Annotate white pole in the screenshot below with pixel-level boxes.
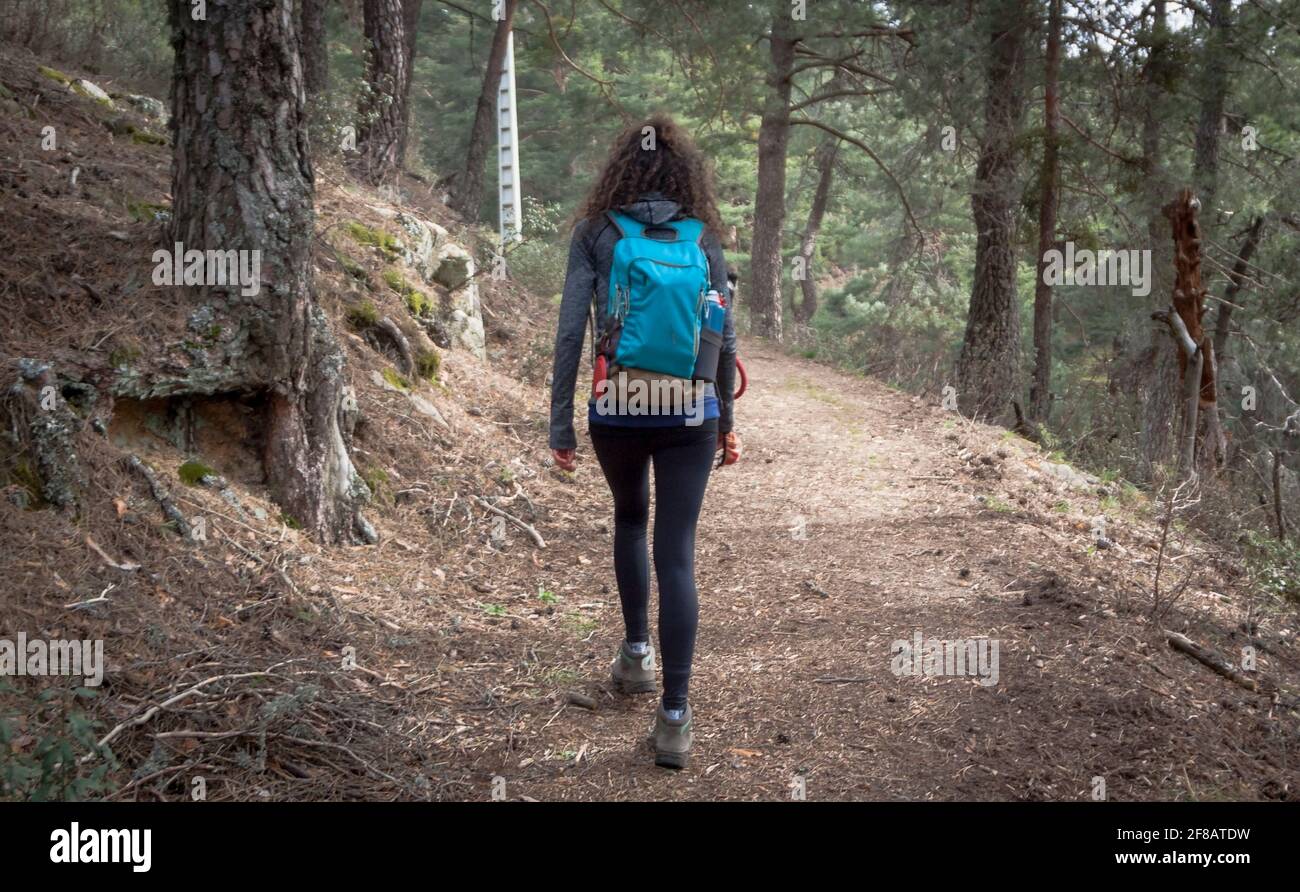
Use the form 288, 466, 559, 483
497, 30, 523, 245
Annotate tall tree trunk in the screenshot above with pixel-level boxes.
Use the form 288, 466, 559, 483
451, 0, 517, 223
1192, 0, 1232, 229
300, 0, 328, 98
1136, 0, 1178, 476
357, 0, 409, 185
397, 0, 423, 167
1212, 214, 1264, 360
1028, 0, 1061, 422
1160, 189, 1224, 475
955, 0, 1029, 421
749, 1, 796, 342
170, 0, 367, 543
1188, 0, 1233, 471
793, 134, 839, 325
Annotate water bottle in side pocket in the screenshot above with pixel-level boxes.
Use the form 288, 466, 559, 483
692, 290, 725, 382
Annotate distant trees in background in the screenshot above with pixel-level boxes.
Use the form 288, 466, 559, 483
3, 0, 1298, 548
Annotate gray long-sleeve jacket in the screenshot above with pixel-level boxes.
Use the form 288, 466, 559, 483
548, 193, 737, 450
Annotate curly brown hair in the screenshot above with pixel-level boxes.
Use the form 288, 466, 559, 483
577, 113, 724, 236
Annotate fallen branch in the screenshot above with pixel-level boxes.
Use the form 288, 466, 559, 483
83, 671, 274, 763
471, 495, 546, 548
64, 583, 116, 610
1165, 630, 1258, 692
813, 676, 873, 684
566, 691, 597, 710
85, 535, 140, 571
122, 454, 192, 539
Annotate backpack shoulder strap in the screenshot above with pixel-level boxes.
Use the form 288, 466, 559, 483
673, 216, 711, 284
669, 217, 705, 244
606, 210, 644, 239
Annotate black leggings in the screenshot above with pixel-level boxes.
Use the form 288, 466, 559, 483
590, 421, 717, 710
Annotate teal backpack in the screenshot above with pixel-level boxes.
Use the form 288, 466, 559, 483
602, 210, 711, 380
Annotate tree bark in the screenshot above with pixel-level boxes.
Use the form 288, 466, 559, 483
357, 0, 410, 185
1028, 0, 1061, 422
397, 0, 423, 167
1181, 0, 1233, 472
300, 0, 328, 98
749, 1, 796, 342
955, 0, 1029, 421
793, 134, 839, 325
1135, 0, 1178, 476
450, 0, 517, 223
1161, 188, 1225, 473
1192, 0, 1232, 228
170, 0, 367, 543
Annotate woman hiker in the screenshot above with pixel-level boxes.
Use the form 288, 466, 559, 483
548, 114, 742, 769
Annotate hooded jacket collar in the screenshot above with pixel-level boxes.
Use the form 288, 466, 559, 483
619, 191, 682, 225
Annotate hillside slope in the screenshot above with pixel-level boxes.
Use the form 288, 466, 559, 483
1, 46, 1296, 801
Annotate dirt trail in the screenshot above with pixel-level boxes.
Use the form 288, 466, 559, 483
3, 43, 1291, 802
448, 341, 1296, 801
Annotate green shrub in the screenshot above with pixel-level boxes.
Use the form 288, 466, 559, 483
0, 684, 115, 801
1243, 531, 1300, 604
346, 300, 379, 329
415, 349, 440, 382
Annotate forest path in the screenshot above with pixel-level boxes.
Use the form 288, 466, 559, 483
446, 340, 1288, 801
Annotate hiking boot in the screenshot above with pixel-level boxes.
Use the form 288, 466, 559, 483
650, 703, 693, 770
610, 641, 656, 694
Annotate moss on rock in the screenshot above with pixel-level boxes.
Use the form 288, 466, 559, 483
127, 200, 171, 224
130, 128, 168, 146
381, 367, 411, 391
38, 66, 71, 85
345, 222, 401, 259
178, 459, 217, 486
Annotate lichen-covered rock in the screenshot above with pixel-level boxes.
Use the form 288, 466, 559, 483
369, 369, 406, 393
37, 66, 71, 85
122, 93, 167, 121
408, 393, 449, 429
432, 242, 472, 290
1038, 460, 1099, 492
381, 213, 485, 360
71, 78, 114, 108
393, 212, 448, 282
8, 360, 83, 509
446, 279, 486, 358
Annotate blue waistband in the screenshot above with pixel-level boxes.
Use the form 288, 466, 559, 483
588, 394, 719, 428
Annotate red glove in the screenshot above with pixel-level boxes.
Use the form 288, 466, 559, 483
716, 431, 741, 466
552, 448, 576, 472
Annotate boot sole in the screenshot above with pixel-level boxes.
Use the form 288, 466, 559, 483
611, 674, 656, 695
654, 749, 688, 770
